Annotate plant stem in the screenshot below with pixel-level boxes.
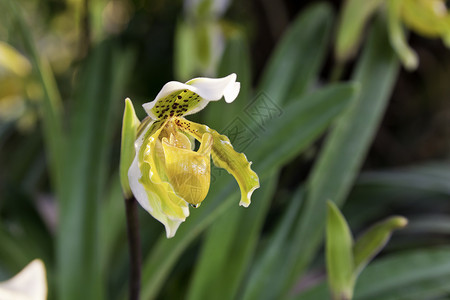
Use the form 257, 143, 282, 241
125, 196, 141, 300
79, 0, 91, 59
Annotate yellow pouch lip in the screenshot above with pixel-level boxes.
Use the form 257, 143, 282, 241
162, 132, 213, 206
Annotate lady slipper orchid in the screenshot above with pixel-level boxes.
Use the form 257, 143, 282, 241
127, 73, 260, 238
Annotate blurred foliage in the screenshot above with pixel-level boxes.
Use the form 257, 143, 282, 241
1, 0, 450, 300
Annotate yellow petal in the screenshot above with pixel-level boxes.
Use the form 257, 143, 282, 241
174, 118, 260, 207
140, 123, 190, 221
162, 132, 213, 206
401, 0, 450, 38
388, 0, 419, 70
0, 41, 32, 77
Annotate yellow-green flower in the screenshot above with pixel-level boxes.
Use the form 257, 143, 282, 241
126, 74, 259, 238
336, 0, 450, 70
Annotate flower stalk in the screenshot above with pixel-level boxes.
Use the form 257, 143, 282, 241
124, 195, 141, 300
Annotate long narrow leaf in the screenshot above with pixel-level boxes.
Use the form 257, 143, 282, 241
258, 2, 333, 104
57, 44, 133, 300
354, 247, 450, 300
264, 15, 399, 300
186, 173, 277, 300
7, 0, 65, 194
242, 188, 304, 300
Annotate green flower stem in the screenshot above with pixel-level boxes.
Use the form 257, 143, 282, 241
125, 195, 142, 300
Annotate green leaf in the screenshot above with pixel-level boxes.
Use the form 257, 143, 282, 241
174, 20, 197, 81
258, 2, 333, 104
354, 247, 450, 300
204, 34, 251, 130
326, 201, 355, 300
57, 44, 134, 300
242, 188, 304, 300
186, 173, 277, 300
120, 98, 140, 199
404, 215, 450, 234
357, 163, 450, 196
139, 83, 356, 300
335, 0, 383, 62
250, 83, 358, 175
7, 0, 65, 195
353, 216, 407, 276
265, 15, 399, 300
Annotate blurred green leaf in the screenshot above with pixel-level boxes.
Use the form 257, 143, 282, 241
354, 247, 450, 300
100, 174, 127, 274
263, 15, 399, 300
404, 215, 450, 234
258, 2, 333, 104
186, 173, 277, 300
174, 20, 197, 81
335, 0, 383, 62
292, 247, 450, 300
57, 44, 133, 300
0, 225, 35, 275
326, 201, 354, 300
204, 34, 251, 130
250, 84, 358, 174
140, 83, 356, 300
120, 98, 140, 199
357, 163, 450, 196
242, 188, 304, 300
7, 0, 65, 193
353, 216, 407, 276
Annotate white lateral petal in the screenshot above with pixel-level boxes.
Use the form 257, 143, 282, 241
186, 73, 238, 101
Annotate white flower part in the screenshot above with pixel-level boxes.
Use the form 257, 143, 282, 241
142, 73, 240, 118
0, 259, 47, 300
128, 120, 189, 238
128, 156, 185, 238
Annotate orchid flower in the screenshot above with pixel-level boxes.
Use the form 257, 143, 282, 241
122, 73, 260, 238
0, 259, 47, 300
336, 0, 450, 70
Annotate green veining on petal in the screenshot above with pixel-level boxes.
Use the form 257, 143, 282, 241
174, 118, 260, 207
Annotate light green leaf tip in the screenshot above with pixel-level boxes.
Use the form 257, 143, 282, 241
326, 201, 355, 300
120, 98, 141, 199
335, 0, 383, 62
353, 215, 408, 276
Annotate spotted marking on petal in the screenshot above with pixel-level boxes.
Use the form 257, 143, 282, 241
151, 89, 202, 119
